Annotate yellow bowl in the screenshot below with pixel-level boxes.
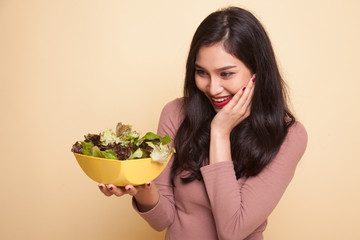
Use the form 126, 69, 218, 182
74, 153, 171, 186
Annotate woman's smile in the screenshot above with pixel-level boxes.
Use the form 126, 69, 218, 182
211, 95, 233, 107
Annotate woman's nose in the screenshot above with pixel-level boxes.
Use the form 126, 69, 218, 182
208, 77, 223, 96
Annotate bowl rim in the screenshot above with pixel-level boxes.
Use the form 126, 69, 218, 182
73, 152, 170, 164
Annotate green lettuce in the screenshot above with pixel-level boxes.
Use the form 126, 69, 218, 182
72, 122, 174, 162
100, 128, 121, 146
80, 141, 118, 160
137, 132, 171, 145
128, 148, 144, 159
146, 142, 174, 163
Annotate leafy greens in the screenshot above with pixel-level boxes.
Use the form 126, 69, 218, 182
71, 123, 174, 163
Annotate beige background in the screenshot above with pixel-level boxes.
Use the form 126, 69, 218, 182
1, 0, 359, 239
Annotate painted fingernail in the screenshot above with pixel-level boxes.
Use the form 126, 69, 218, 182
242, 87, 246, 91
146, 182, 151, 187
99, 185, 104, 190
252, 77, 255, 82
109, 186, 113, 191
125, 186, 131, 191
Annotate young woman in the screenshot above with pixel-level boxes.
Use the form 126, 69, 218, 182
99, 6, 307, 240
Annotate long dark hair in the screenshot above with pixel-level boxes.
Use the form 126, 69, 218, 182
172, 7, 295, 184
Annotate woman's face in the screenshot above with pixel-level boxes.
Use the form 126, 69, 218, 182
195, 43, 253, 112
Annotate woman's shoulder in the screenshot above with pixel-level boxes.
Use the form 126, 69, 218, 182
288, 121, 307, 141
162, 97, 184, 112
281, 121, 308, 158
160, 98, 185, 120
157, 98, 185, 139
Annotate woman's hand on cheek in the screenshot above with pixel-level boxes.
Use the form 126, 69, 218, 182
211, 75, 255, 136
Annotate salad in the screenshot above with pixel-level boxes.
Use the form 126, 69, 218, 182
71, 123, 174, 163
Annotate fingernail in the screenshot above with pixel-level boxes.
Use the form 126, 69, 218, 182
109, 186, 113, 191
125, 186, 131, 191
146, 182, 151, 187
252, 75, 256, 82
99, 185, 104, 190
242, 87, 246, 91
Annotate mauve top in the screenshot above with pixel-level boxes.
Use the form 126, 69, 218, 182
133, 98, 308, 240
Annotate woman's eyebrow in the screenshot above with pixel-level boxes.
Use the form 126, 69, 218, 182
195, 64, 237, 71
216, 65, 237, 71
195, 64, 204, 69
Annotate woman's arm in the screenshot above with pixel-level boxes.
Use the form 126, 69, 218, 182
131, 98, 184, 231
202, 122, 307, 240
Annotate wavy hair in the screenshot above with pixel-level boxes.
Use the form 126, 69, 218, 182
172, 7, 295, 184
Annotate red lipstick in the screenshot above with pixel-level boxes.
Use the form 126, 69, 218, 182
211, 96, 232, 107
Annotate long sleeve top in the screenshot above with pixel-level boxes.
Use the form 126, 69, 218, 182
133, 98, 308, 240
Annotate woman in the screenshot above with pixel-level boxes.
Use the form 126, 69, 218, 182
99, 6, 307, 240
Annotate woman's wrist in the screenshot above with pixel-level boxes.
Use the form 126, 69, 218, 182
134, 184, 159, 212
209, 129, 232, 164
211, 127, 230, 140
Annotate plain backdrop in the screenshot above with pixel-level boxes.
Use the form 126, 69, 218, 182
1, 0, 359, 239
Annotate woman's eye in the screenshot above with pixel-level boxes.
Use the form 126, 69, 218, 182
195, 69, 207, 76
220, 72, 234, 77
